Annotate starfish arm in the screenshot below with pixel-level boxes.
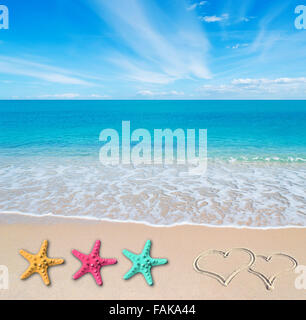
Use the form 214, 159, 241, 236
102, 258, 117, 266
122, 249, 138, 261
19, 249, 33, 261
142, 240, 152, 256
123, 265, 139, 280
39, 240, 48, 256
142, 268, 153, 286
151, 258, 168, 266
47, 258, 64, 266
91, 240, 101, 257
91, 269, 103, 286
72, 249, 87, 261
73, 266, 88, 280
20, 265, 35, 280
38, 268, 50, 286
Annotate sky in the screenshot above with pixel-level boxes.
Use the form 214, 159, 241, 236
0, 0, 305, 99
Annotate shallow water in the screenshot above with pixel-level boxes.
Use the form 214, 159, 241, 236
0, 100, 305, 227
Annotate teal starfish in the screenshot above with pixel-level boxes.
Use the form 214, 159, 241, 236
123, 240, 168, 286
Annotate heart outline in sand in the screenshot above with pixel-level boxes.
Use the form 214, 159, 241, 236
193, 248, 256, 286
248, 253, 298, 290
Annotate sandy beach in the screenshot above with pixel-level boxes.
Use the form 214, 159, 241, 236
0, 214, 305, 300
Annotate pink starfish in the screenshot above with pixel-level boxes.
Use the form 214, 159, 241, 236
72, 240, 117, 286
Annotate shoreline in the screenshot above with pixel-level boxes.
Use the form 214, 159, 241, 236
0, 218, 305, 299
1, 211, 306, 230
1, 160, 305, 227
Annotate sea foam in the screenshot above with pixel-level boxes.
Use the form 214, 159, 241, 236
0, 157, 305, 227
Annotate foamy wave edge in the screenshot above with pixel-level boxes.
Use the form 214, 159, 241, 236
0, 210, 305, 230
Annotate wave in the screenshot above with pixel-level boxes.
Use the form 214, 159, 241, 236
215, 156, 306, 163
0, 158, 305, 228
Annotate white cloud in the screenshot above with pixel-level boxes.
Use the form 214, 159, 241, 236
0, 56, 95, 86
36, 93, 110, 99
201, 84, 234, 93
169, 90, 184, 95
137, 90, 154, 96
200, 13, 229, 23
89, 93, 109, 98
112, 58, 177, 84
227, 43, 249, 49
249, 3, 289, 54
200, 77, 306, 97
38, 74, 90, 85
239, 16, 256, 23
39, 93, 81, 99
137, 90, 184, 97
232, 77, 306, 85
94, 0, 211, 84
187, 1, 207, 11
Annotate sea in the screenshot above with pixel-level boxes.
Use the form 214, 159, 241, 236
0, 100, 305, 227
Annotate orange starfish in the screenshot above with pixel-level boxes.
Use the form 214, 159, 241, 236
19, 240, 64, 286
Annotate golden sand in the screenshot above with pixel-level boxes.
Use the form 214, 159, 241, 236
0, 217, 305, 300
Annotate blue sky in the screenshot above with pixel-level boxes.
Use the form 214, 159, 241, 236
0, 0, 305, 99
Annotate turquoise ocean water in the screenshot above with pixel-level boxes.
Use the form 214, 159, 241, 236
0, 100, 305, 227
0, 100, 305, 161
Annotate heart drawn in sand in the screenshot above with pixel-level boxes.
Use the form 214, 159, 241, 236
193, 248, 255, 286
248, 253, 298, 290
